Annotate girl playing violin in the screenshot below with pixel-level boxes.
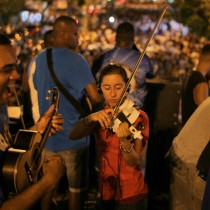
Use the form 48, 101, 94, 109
70, 63, 149, 210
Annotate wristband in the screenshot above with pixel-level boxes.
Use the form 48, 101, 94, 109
125, 135, 134, 143
120, 143, 134, 153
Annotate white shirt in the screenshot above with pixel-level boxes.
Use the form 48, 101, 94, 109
28, 57, 40, 122
172, 97, 210, 176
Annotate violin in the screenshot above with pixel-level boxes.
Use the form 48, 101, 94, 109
110, 6, 167, 139
111, 98, 143, 140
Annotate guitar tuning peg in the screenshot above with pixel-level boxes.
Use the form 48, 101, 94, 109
47, 89, 52, 94
46, 96, 51, 101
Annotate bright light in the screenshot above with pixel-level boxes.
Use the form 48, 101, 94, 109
21, 11, 29, 22
34, 13, 42, 22
14, 33, 22, 41
88, 5, 94, 14
20, 11, 42, 23
29, 14, 35, 24
109, 16, 115, 23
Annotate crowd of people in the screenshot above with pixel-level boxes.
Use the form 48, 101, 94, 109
5, 14, 209, 81
0, 10, 210, 210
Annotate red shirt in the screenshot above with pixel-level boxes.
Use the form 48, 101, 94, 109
95, 109, 149, 203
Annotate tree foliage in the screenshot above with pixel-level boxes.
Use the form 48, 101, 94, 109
172, 0, 210, 39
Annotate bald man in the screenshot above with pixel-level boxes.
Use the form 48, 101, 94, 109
33, 16, 103, 210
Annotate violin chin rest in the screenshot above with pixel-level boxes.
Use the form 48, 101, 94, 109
129, 126, 143, 140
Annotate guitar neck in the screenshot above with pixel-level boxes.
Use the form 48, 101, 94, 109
31, 87, 60, 170
40, 121, 52, 151
30, 122, 52, 170
39, 87, 60, 153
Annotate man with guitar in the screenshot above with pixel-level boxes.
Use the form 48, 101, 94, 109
0, 33, 65, 210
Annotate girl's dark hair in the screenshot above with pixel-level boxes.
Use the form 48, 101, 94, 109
98, 63, 128, 85
0, 33, 11, 45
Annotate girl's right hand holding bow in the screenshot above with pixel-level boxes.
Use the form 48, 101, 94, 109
83, 108, 114, 129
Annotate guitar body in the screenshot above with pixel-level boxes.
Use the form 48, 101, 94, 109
2, 130, 43, 195
1, 87, 60, 197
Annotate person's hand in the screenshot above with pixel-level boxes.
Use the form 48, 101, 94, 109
42, 155, 65, 191
86, 108, 114, 129
36, 104, 64, 135
49, 113, 64, 136
117, 122, 134, 149
117, 122, 132, 140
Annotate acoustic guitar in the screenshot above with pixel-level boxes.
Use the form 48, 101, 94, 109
2, 87, 60, 197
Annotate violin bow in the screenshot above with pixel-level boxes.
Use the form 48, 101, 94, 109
114, 5, 167, 114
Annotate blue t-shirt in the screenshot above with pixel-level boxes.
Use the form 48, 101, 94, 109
34, 48, 95, 151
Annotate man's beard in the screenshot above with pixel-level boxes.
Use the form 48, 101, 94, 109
0, 86, 16, 104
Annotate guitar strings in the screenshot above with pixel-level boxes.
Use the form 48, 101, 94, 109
13, 87, 26, 130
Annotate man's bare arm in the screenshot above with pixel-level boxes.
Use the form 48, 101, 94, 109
1, 156, 64, 210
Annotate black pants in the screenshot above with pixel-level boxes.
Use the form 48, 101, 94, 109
96, 197, 147, 210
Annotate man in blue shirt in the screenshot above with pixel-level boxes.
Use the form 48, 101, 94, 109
34, 16, 103, 210
92, 21, 154, 109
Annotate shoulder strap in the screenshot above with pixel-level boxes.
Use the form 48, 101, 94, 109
46, 48, 87, 117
